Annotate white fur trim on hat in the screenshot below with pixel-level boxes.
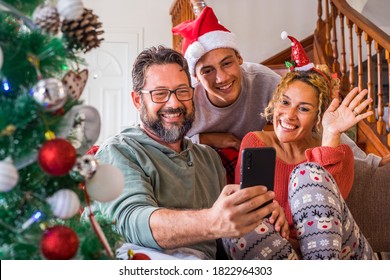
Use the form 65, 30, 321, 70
295, 63, 315, 71
184, 30, 239, 76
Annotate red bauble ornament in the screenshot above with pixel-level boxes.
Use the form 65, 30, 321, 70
38, 138, 77, 176
41, 225, 79, 260
127, 249, 151, 260
132, 253, 151, 260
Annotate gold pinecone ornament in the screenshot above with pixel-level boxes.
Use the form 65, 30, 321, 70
61, 8, 104, 53
33, 4, 60, 34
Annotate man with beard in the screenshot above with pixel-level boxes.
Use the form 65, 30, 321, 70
93, 46, 289, 260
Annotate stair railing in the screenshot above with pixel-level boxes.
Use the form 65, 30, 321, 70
315, 0, 390, 154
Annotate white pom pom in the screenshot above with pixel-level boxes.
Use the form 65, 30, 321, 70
86, 164, 124, 202
186, 41, 205, 61
0, 157, 19, 192
47, 189, 81, 219
281, 31, 288, 40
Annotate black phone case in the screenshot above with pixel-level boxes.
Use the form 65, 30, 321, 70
240, 147, 276, 190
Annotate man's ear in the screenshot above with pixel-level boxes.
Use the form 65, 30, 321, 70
236, 52, 244, 65
131, 91, 141, 110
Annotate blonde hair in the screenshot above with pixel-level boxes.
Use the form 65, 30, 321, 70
263, 65, 338, 134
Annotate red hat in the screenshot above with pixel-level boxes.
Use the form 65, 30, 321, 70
172, 7, 239, 76
281, 31, 314, 71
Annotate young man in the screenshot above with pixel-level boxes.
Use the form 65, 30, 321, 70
93, 46, 288, 260
172, 7, 280, 151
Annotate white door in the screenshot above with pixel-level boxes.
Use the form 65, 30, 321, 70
81, 28, 143, 145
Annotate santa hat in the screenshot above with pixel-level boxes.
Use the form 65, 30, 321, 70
281, 31, 314, 71
172, 7, 239, 76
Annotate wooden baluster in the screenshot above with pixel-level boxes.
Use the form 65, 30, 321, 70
325, 0, 332, 58
187, 0, 194, 19
317, 0, 322, 29
316, 0, 325, 32
331, 3, 340, 75
356, 27, 364, 92
386, 50, 390, 146
171, 0, 196, 52
338, 12, 348, 94
365, 33, 376, 123
347, 19, 355, 91
376, 43, 386, 135
171, 0, 181, 51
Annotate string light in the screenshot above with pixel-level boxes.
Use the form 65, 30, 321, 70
21, 211, 42, 230
2, 80, 10, 91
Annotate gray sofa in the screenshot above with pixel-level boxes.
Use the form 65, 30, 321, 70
346, 158, 390, 256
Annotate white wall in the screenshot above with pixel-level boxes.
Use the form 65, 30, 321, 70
83, 0, 174, 51
206, 0, 318, 63
83, 0, 318, 64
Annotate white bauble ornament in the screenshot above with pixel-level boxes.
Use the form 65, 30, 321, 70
0, 157, 19, 192
86, 164, 124, 202
57, 0, 84, 20
47, 189, 80, 219
0, 46, 3, 69
33, 3, 60, 34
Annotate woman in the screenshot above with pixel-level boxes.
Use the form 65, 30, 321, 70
223, 65, 375, 260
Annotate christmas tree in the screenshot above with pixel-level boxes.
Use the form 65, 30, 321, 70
0, 0, 124, 260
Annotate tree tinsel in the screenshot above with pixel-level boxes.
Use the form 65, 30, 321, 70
0, 1, 121, 260
1, 0, 43, 15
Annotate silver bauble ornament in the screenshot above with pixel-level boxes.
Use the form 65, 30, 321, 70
57, 0, 84, 20
72, 154, 98, 180
58, 105, 101, 155
86, 164, 124, 202
31, 78, 67, 111
47, 189, 80, 219
0, 157, 19, 192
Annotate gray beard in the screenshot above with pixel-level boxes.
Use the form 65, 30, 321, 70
140, 101, 194, 144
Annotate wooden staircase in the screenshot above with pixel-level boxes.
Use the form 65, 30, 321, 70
170, 0, 390, 157
310, 0, 389, 157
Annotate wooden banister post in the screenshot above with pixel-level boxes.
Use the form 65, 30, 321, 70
316, 0, 325, 32
347, 19, 355, 92
364, 33, 376, 123
355, 27, 364, 92
375, 43, 386, 135
325, 0, 333, 58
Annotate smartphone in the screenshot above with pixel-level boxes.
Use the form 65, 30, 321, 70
240, 147, 276, 190
240, 147, 276, 217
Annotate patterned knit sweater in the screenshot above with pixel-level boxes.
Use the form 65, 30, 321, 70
235, 132, 354, 239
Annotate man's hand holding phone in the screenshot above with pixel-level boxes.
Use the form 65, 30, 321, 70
239, 147, 289, 237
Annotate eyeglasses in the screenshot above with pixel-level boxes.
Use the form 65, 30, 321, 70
139, 87, 194, 103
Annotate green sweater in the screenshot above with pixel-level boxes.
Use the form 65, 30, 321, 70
95, 126, 226, 259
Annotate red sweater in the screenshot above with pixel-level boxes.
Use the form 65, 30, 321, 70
235, 132, 354, 239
